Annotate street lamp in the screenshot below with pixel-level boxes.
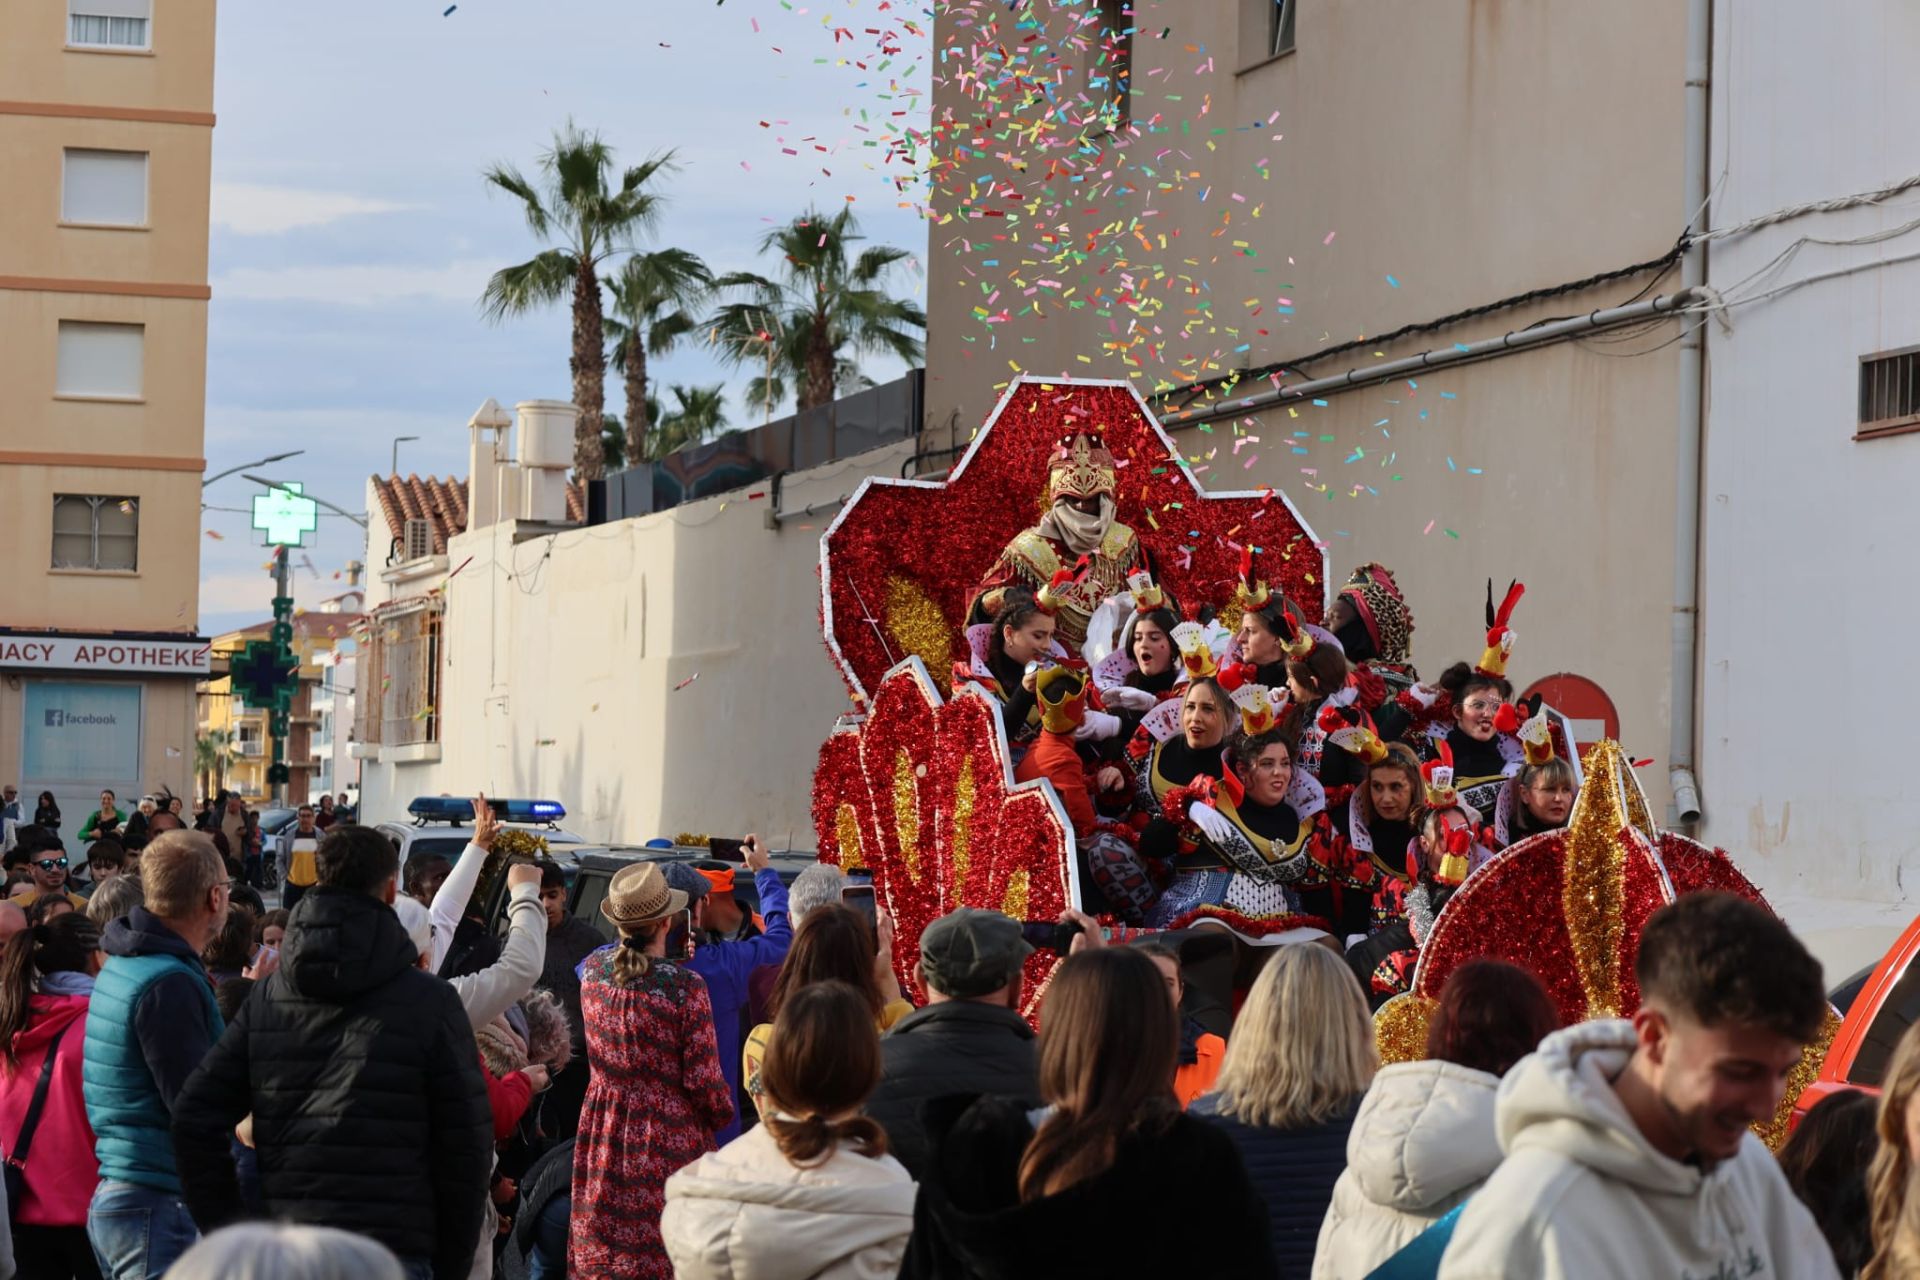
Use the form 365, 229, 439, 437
242, 475, 369, 529
391, 436, 421, 477
202, 450, 306, 489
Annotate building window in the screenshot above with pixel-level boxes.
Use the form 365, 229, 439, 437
372, 601, 443, 748
1241, 0, 1296, 65
237, 724, 264, 757
56, 321, 144, 400
62, 149, 148, 226
1092, 0, 1133, 132
68, 0, 150, 49
51, 494, 139, 572
1858, 345, 1920, 440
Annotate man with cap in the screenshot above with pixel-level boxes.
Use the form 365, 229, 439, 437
691, 860, 764, 943
668, 836, 792, 1145
865, 907, 1041, 1180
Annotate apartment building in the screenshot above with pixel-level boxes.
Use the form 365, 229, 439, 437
0, 0, 216, 822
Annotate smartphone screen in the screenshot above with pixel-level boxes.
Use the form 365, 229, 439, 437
707, 837, 746, 863
842, 884, 877, 929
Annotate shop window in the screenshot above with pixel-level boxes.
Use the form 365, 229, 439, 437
51, 494, 138, 572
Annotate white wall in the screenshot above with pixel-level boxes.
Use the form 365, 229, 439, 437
357, 442, 916, 845
1701, 0, 1920, 959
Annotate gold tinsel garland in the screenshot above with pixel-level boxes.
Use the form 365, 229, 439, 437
1560, 748, 1628, 1018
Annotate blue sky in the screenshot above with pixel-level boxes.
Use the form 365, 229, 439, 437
198, 0, 928, 633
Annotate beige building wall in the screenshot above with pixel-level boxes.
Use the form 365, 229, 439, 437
0, 0, 216, 817
923, 0, 1691, 812
356, 443, 917, 843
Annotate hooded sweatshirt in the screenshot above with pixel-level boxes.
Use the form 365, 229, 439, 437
1437, 1020, 1841, 1280
0, 992, 96, 1225
1312, 1061, 1502, 1280
171, 887, 493, 1280
662, 1124, 917, 1280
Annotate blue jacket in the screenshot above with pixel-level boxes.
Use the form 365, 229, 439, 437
84, 907, 223, 1193
1191, 1094, 1358, 1280
687, 868, 791, 1143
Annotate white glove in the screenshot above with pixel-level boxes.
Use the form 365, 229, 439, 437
1074, 710, 1123, 741
1101, 686, 1158, 713
1405, 682, 1442, 709
1188, 802, 1237, 847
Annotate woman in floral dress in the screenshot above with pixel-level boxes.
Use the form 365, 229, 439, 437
571, 862, 734, 1279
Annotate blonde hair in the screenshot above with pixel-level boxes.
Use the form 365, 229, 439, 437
1866, 1023, 1920, 1279
1210, 943, 1376, 1128
610, 921, 664, 986
141, 831, 224, 919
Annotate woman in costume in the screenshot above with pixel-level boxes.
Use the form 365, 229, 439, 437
1230, 550, 1352, 784
1342, 752, 1490, 1009
951, 575, 1076, 753
1491, 700, 1578, 849
1091, 573, 1183, 733
1088, 677, 1235, 923
1405, 581, 1527, 819
1152, 677, 1337, 936
1320, 709, 1426, 919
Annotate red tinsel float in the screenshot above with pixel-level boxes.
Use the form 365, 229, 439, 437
820, 376, 1325, 701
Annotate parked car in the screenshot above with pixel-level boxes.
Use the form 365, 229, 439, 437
1794, 916, 1920, 1120
372, 797, 593, 885
481, 843, 820, 942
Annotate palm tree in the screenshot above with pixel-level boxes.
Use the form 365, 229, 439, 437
480, 122, 677, 480
195, 728, 234, 803
600, 415, 626, 470
708, 206, 926, 416
648, 384, 730, 458
605, 249, 712, 468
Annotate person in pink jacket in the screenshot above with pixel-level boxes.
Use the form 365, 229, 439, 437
0, 912, 105, 1279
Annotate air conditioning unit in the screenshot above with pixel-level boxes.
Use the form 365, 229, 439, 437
403, 518, 435, 561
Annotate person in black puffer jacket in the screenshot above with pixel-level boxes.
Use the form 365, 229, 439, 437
866, 909, 1040, 1180
1190, 943, 1377, 1279
170, 826, 492, 1280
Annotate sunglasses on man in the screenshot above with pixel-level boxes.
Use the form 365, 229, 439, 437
33, 858, 68, 871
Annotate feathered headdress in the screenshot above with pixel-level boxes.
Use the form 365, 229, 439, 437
1126, 570, 1166, 614
1317, 703, 1388, 765
1219, 663, 1283, 736
1035, 555, 1092, 616
1475, 579, 1526, 680
1171, 620, 1219, 680
1273, 604, 1317, 664
1236, 546, 1272, 612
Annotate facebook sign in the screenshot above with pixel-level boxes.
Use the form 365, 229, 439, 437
23, 681, 142, 785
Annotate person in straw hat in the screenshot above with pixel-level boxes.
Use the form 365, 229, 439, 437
570, 862, 734, 1280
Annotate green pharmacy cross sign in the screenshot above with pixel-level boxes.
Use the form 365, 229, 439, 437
252, 482, 319, 547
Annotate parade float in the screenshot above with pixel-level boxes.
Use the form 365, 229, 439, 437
805, 376, 1833, 1142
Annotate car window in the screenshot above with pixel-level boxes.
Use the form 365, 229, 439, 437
572, 873, 618, 943
403, 837, 472, 860
258, 808, 298, 832
1851, 953, 1920, 1087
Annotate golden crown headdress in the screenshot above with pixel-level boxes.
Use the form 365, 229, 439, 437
1048, 431, 1117, 501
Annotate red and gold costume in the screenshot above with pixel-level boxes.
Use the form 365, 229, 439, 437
969, 432, 1150, 647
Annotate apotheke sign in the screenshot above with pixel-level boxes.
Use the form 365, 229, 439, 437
0, 634, 210, 676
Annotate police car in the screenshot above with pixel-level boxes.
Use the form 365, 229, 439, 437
374, 797, 595, 880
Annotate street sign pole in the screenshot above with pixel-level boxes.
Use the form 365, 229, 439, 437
244, 482, 319, 808
269, 547, 293, 807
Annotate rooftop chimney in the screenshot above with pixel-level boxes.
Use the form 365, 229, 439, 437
467, 398, 513, 531
516, 400, 578, 524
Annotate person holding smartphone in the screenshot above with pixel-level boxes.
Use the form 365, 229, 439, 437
678, 836, 792, 1146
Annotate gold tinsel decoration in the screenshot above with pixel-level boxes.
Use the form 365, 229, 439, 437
884, 573, 956, 682
1756, 1009, 1843, 1152
835, 803, 867, 870
1001, 868, 1030, 920
892, 749, 921, 883
951, 756, 976, 890
671, 833, 713, 848
1374, 993, 1438, 1064
1561, 742, 1630, 1019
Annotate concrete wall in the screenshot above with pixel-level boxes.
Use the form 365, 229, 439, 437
1699, 0, 1920, 952
357, 442, 917, 844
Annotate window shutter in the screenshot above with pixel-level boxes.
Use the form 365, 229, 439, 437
63, 150, 148, 226
56, 322, 144, 399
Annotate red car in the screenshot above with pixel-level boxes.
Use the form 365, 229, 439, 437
1795, 915, 1920, 1118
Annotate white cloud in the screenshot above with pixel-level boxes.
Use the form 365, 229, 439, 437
211, 183, 421, 235
211, 258, 499, 306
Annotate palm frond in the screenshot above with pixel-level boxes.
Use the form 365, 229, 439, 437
481, 163, 552, 239
480, 249, 576, 323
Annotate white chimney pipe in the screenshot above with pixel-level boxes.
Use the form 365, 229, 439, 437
467, 398, 513, 531
516, 400, 578, 524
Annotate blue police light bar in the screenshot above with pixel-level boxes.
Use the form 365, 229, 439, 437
407, 798, 567, 824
